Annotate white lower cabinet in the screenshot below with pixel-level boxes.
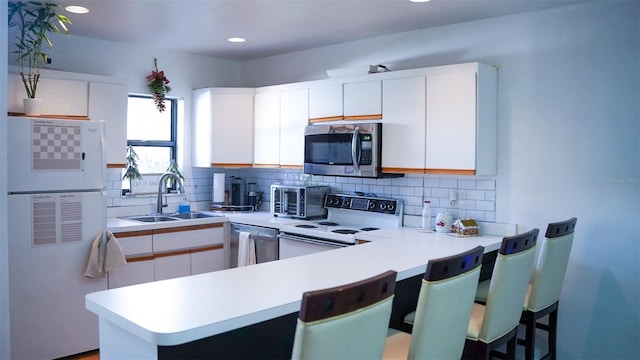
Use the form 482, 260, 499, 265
155, 253, 191, 281
108, 259, 155, 289
108, 223, 226, 289
192, 248, 226, 275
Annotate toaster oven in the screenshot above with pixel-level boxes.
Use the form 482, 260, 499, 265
270, 184, 330, 219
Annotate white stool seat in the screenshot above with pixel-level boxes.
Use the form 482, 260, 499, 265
383, 246, 485, 359
463, 229, 539, 359
292, 270, 397, 360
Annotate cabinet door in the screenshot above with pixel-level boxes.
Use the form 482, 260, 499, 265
155, 253, 191, 281
191, 248, 225, 275
382, 77, 426, 173
343, 80, 382, 120
192, 88, 254, 168
253, 92, 280, 167
426, 71, 477, 173
89, 82, 128, 167
279, 88, 308, 167
107, 259, 154, 289
192, 88, 215, 168
107, 231, 154, 289
8, 74, 88, 116
153, 224, 224, 252
211, 91, 254, 167
308, 83, 342, 121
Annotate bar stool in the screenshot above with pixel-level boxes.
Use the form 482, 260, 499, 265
464, 229, 539, 359
291, 270, 397, 359
383, 246, 485, 359
519, 217, 577, 360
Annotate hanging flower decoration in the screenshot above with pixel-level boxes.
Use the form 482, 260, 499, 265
146, 58, 171, 112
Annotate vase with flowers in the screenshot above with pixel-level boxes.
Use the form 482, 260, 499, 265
8, 1, 71, 115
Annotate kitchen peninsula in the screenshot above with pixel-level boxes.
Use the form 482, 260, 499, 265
86, 230, 503, 359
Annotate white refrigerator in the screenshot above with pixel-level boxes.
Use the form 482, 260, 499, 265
7, 116, 108, 359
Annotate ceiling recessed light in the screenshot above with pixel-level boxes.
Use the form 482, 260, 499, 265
65, 5, 89, 14
409, 0, 431, 2
227, 37, 246, 43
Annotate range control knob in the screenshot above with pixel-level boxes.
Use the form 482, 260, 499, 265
369, 202, 376, 210
332, 197, 342, 207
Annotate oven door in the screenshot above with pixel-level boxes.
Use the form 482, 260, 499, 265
278, 233, 348, 260
271, 186, 301, 217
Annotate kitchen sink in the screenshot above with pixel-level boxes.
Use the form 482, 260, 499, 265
122, 212, 220, 223
125, 215, 179, 223
169, 212, 219, 220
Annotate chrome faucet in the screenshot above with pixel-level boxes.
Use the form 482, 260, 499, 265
157, 172, 185, 214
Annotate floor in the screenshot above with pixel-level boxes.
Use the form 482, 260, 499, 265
59, 349, 99, 360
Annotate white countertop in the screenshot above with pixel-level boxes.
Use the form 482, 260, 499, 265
86, 229, 502, 347
107, 211, 302, 232
224, 211, 305, 228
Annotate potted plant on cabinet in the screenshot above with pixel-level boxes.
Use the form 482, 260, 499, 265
123, 145, 142, 196
8, 1, 71, 115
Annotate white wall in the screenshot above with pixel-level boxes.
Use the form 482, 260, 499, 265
241, 2, 640, 358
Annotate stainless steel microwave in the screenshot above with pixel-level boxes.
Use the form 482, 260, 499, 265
303, 123, 382, 178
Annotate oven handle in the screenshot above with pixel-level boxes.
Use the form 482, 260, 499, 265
278, 233, 349, 248
351, 126, 360, 173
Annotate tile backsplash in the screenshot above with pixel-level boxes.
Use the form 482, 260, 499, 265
107, 168, 496, 222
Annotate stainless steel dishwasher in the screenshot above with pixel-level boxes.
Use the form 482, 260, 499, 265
229, 223, 279, 267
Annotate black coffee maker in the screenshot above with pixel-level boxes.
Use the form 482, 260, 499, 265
230, 177, 246, 206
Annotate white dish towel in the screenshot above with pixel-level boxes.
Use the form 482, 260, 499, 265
104, 230, 127, 272
84, 232, 104, 279
238, 231, 256, 267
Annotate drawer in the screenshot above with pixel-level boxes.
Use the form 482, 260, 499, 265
111, 230, 152, 256
153, 224, 224, 253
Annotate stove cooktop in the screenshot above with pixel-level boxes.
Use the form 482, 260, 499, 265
280, 193, 403, 244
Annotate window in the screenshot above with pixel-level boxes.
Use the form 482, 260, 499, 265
123, 95, 177, 192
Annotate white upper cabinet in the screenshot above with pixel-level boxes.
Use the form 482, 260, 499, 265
279, 88, 308, 168
192, 88, 255, 168
253, 91, 281, 167
308, 83, 342, 122
425, 64, 497, 175
343, 80, 382, 120
88, 82, 128, 167
381, 76, 426, 173
7, 69, 128, 168
8, 74, 88, 116
254, 62, 496, 175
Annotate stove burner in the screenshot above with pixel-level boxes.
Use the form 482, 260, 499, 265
318, 221, 340, 226
332, 229, 359, 235
295, 224, 318, 229
360, 227, 380, 232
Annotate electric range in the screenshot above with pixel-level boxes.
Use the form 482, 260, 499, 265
279, 193, 403, 246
